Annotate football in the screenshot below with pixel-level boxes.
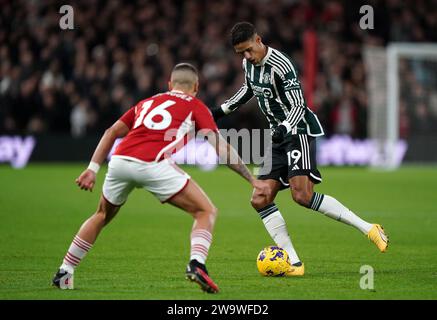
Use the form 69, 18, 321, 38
256, 246, 291, 276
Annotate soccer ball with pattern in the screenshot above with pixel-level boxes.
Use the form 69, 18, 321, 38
256, 246, 291, 276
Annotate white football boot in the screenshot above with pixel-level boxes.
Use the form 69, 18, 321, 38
52, 269, 74, 289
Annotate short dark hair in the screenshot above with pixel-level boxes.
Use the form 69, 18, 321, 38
172, 62, 198, 76
230, 22, 256, 46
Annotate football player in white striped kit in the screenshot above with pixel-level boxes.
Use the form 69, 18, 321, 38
213, 22, 389, 275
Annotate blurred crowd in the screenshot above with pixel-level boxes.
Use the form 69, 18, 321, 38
1, 0, 436, 138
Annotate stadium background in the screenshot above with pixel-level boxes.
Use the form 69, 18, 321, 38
2, 0, 437, 141
1, 0, 436, 300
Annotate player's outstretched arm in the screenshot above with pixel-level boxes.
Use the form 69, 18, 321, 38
205, 130, 269, 194
212, 80, 254, 121
75, 120, 129, 192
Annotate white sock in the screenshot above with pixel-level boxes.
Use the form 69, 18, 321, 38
190, 229, 212, 265
258, 204, 301, 265
60, 235, 93, 274
310, 193, 373, 234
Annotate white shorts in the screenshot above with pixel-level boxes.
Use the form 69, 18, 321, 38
102, 156, 190, 205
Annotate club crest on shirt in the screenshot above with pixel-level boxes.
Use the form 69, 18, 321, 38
263, 73, 270, 84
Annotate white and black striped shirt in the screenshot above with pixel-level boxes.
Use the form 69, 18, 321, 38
221, 46, 324, 137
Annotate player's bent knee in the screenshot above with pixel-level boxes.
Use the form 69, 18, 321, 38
96, 196, 121, 226
250, 194, 269, 210
193, 205, 217, 220
291, 190, 311, 207
94, 207, 119, 227
208, 205, 218, 219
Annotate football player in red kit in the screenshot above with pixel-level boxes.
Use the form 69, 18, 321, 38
52, 63, 267, 293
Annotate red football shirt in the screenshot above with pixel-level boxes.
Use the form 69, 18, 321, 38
113, 90, 218, 162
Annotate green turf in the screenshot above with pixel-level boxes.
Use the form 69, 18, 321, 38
0, 164, 436, 300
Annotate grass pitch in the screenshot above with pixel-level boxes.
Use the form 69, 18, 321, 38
0, 164, 436, 300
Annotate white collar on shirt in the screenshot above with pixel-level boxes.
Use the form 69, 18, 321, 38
257, 46, 273, 66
